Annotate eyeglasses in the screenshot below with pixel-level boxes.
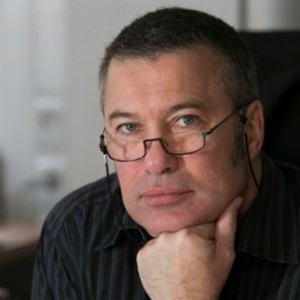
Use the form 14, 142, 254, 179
99, 103, 248, 162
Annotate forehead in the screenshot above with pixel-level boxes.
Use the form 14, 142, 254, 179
103, 47, 230, 119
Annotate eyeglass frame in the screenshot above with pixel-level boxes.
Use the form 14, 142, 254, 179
99, 100, 251, 162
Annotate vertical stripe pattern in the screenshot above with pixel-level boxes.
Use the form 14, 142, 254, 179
31, 154, 300, 299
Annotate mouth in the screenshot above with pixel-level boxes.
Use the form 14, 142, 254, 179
141, 186, 193, 206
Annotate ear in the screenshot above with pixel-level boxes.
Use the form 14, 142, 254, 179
244, 100, 264, 160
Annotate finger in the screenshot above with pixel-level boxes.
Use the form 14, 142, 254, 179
192, 223, 216, 241
215, 196, 243, 250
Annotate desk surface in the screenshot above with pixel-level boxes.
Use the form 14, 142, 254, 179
0, 221, 41, 265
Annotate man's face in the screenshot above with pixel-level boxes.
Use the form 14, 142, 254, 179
104, 47, 250, 236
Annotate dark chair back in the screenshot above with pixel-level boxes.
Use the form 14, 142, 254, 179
242, 32, 300, 168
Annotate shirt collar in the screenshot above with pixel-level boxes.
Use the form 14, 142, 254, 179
98, 215, 139, 250
236, 153, 300, 264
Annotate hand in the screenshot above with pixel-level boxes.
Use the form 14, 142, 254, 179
136, 196, 242, 300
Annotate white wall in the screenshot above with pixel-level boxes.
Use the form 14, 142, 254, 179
0, 0, 299, 220
245, 0, 300, 30
0, 1, 35, 218
0, 0, 68, 219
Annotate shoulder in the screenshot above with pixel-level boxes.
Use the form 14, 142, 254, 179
265, 157, 300, 217
274, 159, 300, 194
41, 173, 119, 240
263, 154, 300, 190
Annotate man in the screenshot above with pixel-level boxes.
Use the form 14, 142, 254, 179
31, 7, 300, 299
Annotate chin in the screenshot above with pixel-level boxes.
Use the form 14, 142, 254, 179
142, 215, 199, 237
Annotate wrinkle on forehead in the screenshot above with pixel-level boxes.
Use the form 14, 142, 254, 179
103, 47, 230, 119
107, 98, 209, 122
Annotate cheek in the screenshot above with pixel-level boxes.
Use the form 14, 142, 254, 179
186, 150, 226, 175
115, 163, 144, 222
115, 163, 139, 192
186, 149, 239, 192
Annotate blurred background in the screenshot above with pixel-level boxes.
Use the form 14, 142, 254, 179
0, 0, 300, 299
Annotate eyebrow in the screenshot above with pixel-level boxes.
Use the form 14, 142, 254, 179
108, 110, 138, 121
107, 98, 208, 121
168, 99, 208, 114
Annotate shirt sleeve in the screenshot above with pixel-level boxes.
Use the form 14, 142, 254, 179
31, 223, 81, 300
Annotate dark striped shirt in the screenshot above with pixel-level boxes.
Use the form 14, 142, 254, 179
31, 154, 300, 299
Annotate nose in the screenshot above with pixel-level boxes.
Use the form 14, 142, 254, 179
143, 139, 179, 175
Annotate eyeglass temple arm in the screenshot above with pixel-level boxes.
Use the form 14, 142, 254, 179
204, 100, 251, 137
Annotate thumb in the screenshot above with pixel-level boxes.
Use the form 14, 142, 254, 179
215, 196, 243, 251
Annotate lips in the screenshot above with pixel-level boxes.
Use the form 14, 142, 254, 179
141, 186, 193, 206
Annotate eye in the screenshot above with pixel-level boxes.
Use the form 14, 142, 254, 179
176, 115, 199, 127
120, 123, 137, 133
115, 123, 141, 137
